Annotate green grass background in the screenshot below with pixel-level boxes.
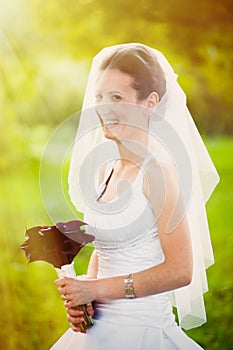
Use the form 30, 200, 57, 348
0, 136, 232, 349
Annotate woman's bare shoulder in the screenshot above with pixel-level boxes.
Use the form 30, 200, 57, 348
142, 152, 178, 200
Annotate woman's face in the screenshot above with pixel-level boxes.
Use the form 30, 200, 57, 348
95, 68, 150, 141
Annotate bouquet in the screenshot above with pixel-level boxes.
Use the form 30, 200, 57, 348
20, 220, 95, 332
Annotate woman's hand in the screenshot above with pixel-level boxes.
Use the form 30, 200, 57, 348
66, 303, 94, 333
55, 277, 96, 307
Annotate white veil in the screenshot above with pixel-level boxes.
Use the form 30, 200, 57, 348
68, 43, 220, 330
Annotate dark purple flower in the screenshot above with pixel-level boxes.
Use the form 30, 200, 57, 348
20, 220, 94, 268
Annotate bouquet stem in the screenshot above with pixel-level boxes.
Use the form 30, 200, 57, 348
75, 305, 94, 332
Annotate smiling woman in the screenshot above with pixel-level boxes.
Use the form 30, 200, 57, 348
94, 46, 164, 141
95, 70, 140, 139
51, 43, 220, 350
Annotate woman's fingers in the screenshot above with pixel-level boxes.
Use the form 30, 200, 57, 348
55, 278, 95, 309
69, 322, 84, 333
67, 307, 84, 317
65, 307, 89, 333
61, 294, 71, 301
55, 278, 67, 286
55, 279, 94, 334
64, 299, 76, 308
86, 303, 94, 316
55, 278, 72, 296
67, 313, 85, 324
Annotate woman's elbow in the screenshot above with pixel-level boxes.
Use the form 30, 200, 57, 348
170, 257, 193, 288
182, 270, 192, 286
179, 264, 193, 287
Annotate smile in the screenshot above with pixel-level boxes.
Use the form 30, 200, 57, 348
103, 120, 119, 128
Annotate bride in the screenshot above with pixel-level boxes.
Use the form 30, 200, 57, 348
51, 43, 219, 349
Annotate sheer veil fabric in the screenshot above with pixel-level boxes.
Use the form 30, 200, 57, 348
68, 43, 220, 330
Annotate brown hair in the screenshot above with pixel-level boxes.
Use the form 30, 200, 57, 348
100, 45, 166, 100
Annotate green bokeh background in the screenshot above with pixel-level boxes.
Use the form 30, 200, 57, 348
0, 1, 232, 349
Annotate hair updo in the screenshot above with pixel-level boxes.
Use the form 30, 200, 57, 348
99, 45, 166, 101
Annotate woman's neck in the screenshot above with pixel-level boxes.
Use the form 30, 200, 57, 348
115, 131, 149, 167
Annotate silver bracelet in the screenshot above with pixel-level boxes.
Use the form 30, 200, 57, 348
124, 273, 136, 299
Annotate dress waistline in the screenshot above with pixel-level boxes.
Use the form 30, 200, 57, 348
94, 229, 158, 251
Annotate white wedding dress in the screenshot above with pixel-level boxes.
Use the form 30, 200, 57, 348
51, 157, 203, 350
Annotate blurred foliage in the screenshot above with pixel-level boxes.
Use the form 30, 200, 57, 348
0, 0, 233, 173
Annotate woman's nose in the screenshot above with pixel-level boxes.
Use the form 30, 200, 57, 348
95, 103, 114, 119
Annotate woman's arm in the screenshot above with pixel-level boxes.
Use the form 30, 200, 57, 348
56, 158, 193, 306
134, 156, 193, 295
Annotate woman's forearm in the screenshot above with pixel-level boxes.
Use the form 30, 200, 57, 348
94, 259, 192, 301
56, 259, 191, 308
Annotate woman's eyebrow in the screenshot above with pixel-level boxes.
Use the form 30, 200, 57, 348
108, 90, 122, 94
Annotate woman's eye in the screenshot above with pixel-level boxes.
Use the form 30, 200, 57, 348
95, 93, 103, 102
111, 94, 122, 101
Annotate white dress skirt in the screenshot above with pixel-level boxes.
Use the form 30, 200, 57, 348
51, 161, 204, 350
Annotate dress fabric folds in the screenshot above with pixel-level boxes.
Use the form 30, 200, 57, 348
51, 159, 204, 350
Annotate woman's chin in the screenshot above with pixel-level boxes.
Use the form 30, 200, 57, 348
104, 132, 117, 140
103, 127, 118, 140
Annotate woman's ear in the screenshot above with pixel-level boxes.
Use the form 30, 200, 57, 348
147, 92, 159, 110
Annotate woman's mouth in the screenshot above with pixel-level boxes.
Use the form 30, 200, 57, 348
103, 120, 119, 128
